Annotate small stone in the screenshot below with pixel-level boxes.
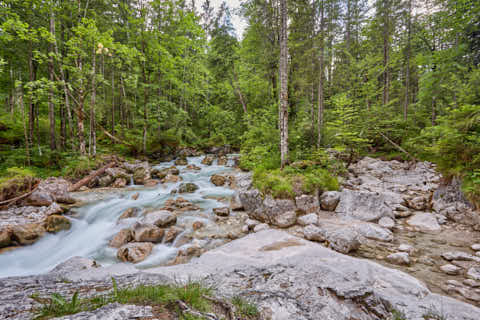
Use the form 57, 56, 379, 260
192, 221, 204, 230
378, 217, 395, 229
201, 156, 214, 165
144, 179, 159, 187
174, 158, 188, 166
164, 227, 183, 243
253, 223, 269, 232
132, 192, 140, 200
303, 225, 325, 242
241, 225, 249, 233
245, 219, 260, 230
295, 195, 319, 213
297, 213, 318, 226
112, 178, 127, 188
162, 174, 182, 183
405, 196, 428, 210
398, 244, 414, 254
118, 208, 138, 220
471, 244, 480, 251
442, 251, 480, 262
178, 183, 199, 193
463, 279, 480, 288
406, 212, 441, 233
44, 215, 71, 233
272, 210, 297, 228
386, 252, 410, 266
467, 267, 480, 281
440, 264, 462, 275
213, 207, 230, 217
186, 164, 201, 171
142, 210, 177, 227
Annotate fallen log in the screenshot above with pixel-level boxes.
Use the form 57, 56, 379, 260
0, 183, 40, 208
68, 161, 116, 192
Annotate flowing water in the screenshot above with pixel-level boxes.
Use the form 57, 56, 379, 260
0, 156, 237, 278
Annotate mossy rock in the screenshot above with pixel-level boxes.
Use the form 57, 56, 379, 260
45, 215, 71, 233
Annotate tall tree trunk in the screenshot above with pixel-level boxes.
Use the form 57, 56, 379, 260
78, 58, 87, 155
382, 0, 390, 106
48, 7, 57, 151
404, 0, 412, 120
232, 68, 247, 113
111, 67, 115, 136
28, 41, 35, 151
89, 45, 96, 156
317, 2, 325, 148
17, 82, 30, 166
279, 0, 289, 169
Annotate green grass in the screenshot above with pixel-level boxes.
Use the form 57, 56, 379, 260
33, 279, 259, 320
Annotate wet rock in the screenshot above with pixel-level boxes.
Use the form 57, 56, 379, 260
27, 191, 53, 206
253, 223, 269, 232
213, 207, 230, 217
117, 242, 153, 263
441, 251, 480, 262
164, 226, 183, 243
201, 155, 214, 165
178, 183, 199, 193
142, 210, 176, 227
45, 202, 64, 216
467, 267, 480, 281
132, 223, 164, 243
186, 164, 201, 171
174, 158, 188, 166
118, 208, 138, 220
296, 195, 319, 213
132, 162, 151, 185
50, 256, 99, 274
210, 174, 227, 186
162, 174, 182, 183
471, 244, 480, 251
378, 216, 395, 229
112, 178, 127, 188
405, 196, 428, 211
44, 215, 71, 233
297, 213, 318, 226
11, 223, 45, 245
109, 229, 133, 248
192, 221, 204, 231
303, 225, 325, 242
131, 192, 140, 200
272, 210, 297, 228
386, 252, 410, 266
217, 156, 228, 166
0, 228, 12, 248
406, 212, 441, 233
335, 190, 394, 222
440, 264, 462, 275
319, 191, 340, 211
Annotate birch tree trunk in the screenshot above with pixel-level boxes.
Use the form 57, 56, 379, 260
317, 2, 325, 148
48, 7, 57, 151
89, 45, 96, 156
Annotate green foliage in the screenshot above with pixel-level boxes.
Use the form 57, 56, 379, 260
232, 296, 259, 317
391, 309, 408, 320
34, 292, 82, 319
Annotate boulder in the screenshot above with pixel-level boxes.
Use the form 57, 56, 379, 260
186, 164, 201, 171
271, 210, 297, 228
378, 216, 395, 229
27, 177, 74, 205
406, 212, 441, 233
253, 223, 269, 233
386, 252, 410, 266
256, 196, 296, 225
320, 191, 340, 211
162, 174, 182, 183
0, 228, 12, 248
398, 244, 415, 254
174, 158, 188, 166
117, 242, 153, 263
142, 210, 176, 227
11, 223, 45, 245
213, 207, 230, 217
210, 174, 227, 186
440, 264, 462, 275
229, 193, 243, 211
297, 213, 318, 226
44, 215, 71, 233
98, 175, 113, 187
105, 167, 130, 180
325, 228, 361, 254
335, 190, 394, 222
109, 229, 133, 248
217, 156, 228, 166
467, 267, 480, 281
201, 155, 214, 165
132, 162, 151, 185
50, 256, 99, 274
405, 196, 428, 211
27, 191, 53, 206
132, 223, 164, 243
45, 202, 64, 216
303, 225, 325, 242
245, 219, 260, 230
178, 183, 199, 193
441, 251, 480, 262
150, 168, 167, 179
238, 189, 263, 214
296, 195, 319, 213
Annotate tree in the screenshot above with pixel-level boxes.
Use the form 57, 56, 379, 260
279, 0, 289, 168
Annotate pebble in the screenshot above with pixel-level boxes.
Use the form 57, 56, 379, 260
386, 252, 410, 266
253, 223, 269, 233
440, 264, 462, 275
398, 244, 414, 254
467, 267, 480, 281
378, 217, 395, 229
471, 244, 480, 251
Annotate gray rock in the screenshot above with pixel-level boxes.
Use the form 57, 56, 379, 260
320, 191, 340, 211
229, 193, 243, 211
295, 194, 319, 213
471, 243, 480, 251
27, 177, 74, 205
245, 218, 260, 230
440, 264, 462, 275
297, 213, 318, 226
335, 190, 394, 222
405, 196, 428, 210
213, 207, 230, 217
261, 196, 296, 224
303, 225, 325, 242
238, 189, 263, 214
271, 210, 297, 228
467, 267, 480, 281
49, 257, 99, 274
98, 175, 114, 187
463, 279, 480, 288
141, 210, 176, 227
56, 303, 155, 320
407, 212, 441, 233
442, 251, 480, 262
386, 252, 410, 266
398, 244, 415, 254
253, 223, 269, 233
378, 216, 395, 229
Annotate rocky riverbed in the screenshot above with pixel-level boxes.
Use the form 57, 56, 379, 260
0, 154, 479, 319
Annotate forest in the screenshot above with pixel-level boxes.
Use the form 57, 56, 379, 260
0, 0, 479, 204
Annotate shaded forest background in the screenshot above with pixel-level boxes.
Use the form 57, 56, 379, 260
0, 0, 479, 201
